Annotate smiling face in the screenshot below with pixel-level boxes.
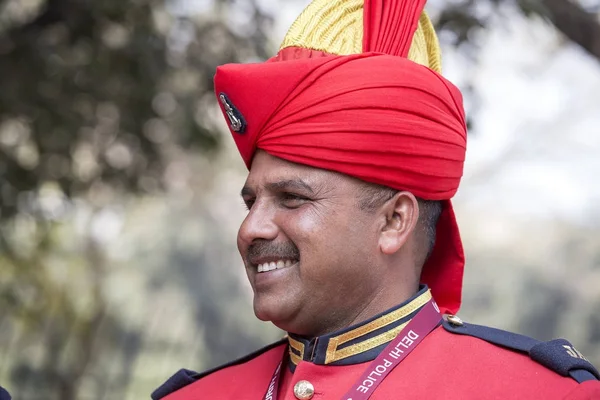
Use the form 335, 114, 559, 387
238, 151, 412, 336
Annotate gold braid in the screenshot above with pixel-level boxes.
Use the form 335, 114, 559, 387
280, 0, 442, 73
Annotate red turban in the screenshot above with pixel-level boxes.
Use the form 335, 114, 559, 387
214, 0, 467, 315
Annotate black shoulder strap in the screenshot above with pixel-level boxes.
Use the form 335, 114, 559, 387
151, 339, 287, 400
442, 319, 599, 383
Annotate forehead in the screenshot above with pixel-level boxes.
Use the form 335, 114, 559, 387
247, 151, 316, 179
244, 151, 357, 191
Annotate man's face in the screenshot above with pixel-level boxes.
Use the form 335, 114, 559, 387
238, 151, 388, 336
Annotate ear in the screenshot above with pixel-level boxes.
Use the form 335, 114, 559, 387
378, 191, 419, 255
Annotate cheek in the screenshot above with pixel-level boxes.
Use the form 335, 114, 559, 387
294, 213, 322, 235
291, 206, 371, 247
292, 209, 351, 262
280, 207, 327, 241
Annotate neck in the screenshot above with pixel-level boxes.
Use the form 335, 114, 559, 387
290, 283, 420, 338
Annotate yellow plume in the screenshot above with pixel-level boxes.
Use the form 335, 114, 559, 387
280, 0, 442, 73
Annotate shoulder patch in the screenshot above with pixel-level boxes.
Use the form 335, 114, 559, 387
151, 339, 287, 400
442, 319, 599, 383
530, 339, 599, 382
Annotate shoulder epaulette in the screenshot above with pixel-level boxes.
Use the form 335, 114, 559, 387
151, 339, 287, 400
442, 317, 600, 383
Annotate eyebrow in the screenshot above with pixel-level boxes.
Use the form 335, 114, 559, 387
267, 179, 315, 194
240, 178, 315, 198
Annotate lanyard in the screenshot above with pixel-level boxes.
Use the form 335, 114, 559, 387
262, 299, 442, 400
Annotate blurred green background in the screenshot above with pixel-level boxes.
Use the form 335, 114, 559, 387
1, 0, 599, 398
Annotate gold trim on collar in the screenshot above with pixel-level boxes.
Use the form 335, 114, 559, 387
289, 351, 302, 366
288, 335, 305, 366
325, 290, 431, 364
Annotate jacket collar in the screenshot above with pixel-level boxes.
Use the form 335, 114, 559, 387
287, 285, 431, 371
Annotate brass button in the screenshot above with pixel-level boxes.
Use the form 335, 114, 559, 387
293, 380, 315, 399
446, 314, 463, 326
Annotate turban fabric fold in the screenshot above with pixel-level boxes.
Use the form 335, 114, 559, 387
214, 0, 467, 315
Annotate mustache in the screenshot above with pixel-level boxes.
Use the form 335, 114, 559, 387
246, 240, 300, 264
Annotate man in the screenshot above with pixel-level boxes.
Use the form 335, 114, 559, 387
153, 0, 600, 398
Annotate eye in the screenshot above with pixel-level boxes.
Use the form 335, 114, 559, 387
280, 192, 310, 208
242, 197, 255, 210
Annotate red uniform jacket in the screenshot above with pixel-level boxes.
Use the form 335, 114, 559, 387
154, 289, 600, 399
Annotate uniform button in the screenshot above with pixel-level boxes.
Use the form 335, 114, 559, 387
446, 314, 463, 326
293, 380, 315, 399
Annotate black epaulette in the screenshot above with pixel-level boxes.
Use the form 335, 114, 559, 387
151, 339, 287, 400
0, 385, 11, 400
442, 316, 600, 383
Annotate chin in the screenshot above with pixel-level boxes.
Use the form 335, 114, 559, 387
253, 297, 295, 329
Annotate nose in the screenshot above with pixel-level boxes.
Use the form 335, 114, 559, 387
238, 200, 279, 246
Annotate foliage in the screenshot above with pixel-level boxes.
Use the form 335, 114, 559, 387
0, 0, 273, 220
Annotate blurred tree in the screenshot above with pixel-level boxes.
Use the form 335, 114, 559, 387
434, 0, 600, 129
436, 0, 600, 59
0, 0, 273, 219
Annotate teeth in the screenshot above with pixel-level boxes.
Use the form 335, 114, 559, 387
256, 260, 297, 273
